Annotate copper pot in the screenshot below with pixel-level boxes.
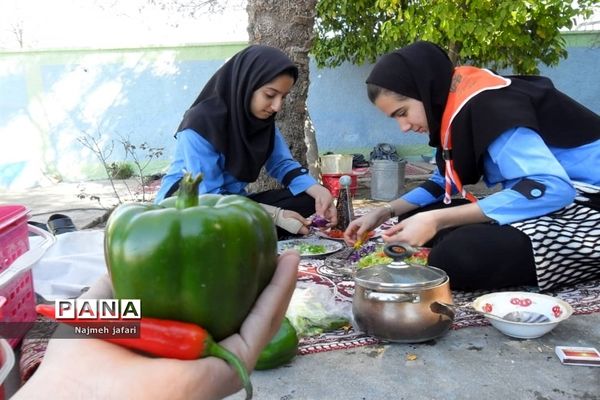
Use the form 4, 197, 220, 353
352, 243, 455, 343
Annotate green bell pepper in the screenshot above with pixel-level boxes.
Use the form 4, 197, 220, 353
255, 317, 299, 370
105, 173, 278, 341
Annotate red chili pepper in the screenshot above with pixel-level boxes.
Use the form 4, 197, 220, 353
36, 304, 253, 399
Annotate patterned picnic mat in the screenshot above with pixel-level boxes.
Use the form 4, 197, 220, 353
296, 259, 600, 355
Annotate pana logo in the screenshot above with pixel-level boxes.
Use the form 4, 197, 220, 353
55, 299, 141, 320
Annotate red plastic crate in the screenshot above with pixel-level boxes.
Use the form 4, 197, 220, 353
322, 173, 357, 198
0, 205, 36, 348
0, 205, 30, 273
0, 271, 36, 348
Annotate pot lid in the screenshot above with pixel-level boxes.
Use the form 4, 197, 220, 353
354, 261, 447, 291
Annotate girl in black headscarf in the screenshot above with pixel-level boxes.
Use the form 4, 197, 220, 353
346, 41, 600, 291
155, 45, 337, 236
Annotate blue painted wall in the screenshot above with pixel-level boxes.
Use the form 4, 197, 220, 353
309, 45, 600, 156
1, 38, 599, 189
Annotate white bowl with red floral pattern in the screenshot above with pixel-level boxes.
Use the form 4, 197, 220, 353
472, 291, 573, 339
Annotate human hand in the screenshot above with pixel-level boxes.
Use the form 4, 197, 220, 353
14, 252, 300, 400
306, 184, 337, 226
280, 209, 310, 235
381, 211, 438, 247
343, 208, 385, 246
260, 203, 309, 234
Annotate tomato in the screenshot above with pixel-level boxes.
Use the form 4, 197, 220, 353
326, 229, 345, 238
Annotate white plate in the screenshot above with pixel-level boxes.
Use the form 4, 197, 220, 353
277, 238, 344, 258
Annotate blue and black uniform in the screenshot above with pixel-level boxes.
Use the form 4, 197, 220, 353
367, 41, 600, 291
154, 45, 316, 236
155, 128, 316, 216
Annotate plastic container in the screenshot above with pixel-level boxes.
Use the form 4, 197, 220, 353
320, 154, 353, 175
0, 225, 55, 348
0, 205, 30, 273
322, 173, 357, 197
0, 338, 15, 400
370, 159, 407, 201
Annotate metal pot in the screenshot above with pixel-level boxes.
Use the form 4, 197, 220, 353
352, 243, 455, 343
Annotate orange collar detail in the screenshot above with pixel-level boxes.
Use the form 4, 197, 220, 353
439, 67, 511, 203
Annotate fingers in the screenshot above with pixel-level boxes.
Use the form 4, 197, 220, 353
382, 222, 403, 236
236, 251, 300, 362
312, 207, 336, 227
210, 251, 299, 398
325, 206, 337, 226
307, 185, 336, 222
277, 211, 308, 234
297, 225, 310, 235
381, 220, 404, 241
316, 199, 334, 219
343, 222, 361, 245
79, 274, 114, 299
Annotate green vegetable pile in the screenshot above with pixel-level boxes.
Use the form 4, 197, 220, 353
357, 246, 392, 268
356, 245, 430, 268
281, 242, 327, 255
285, 284, 352, 338
297, 243, 326, 254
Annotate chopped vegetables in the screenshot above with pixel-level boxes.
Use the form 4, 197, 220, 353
347, 242, 380, 264
356, 248, 392, 268
280, 242, 327, 255
405, 249, 430, 266
325, 229, 344, 238
353, 245, 430, 268
310, 215, 330, 228
297, 243, 327, 254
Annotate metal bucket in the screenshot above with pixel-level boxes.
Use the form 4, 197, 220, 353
370, 159, 406, 201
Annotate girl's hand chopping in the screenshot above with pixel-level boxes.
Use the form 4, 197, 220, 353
306, 184, 338, 227
343, 207, 388, 247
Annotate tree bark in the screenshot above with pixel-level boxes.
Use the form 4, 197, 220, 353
246, 0, 319, 193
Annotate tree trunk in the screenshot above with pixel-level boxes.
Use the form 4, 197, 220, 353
246, 0, 319, 193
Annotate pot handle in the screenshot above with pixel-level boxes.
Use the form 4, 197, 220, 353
363, 289, 420, 303
430, 301, 456, 320
383, 242, 417, 261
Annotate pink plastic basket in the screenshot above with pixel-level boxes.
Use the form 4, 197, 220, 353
0, 219, 55, 348
0, 205, 30, 273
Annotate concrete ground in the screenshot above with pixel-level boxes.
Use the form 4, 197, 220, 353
2, 170, 599, 400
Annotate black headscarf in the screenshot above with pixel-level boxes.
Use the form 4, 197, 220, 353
366, 41, 600, 185
177, 45, 298, 182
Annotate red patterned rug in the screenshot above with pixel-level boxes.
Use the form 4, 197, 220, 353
296, 260, 600, 355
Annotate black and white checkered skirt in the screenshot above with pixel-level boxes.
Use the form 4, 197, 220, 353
511, 182, 600, 291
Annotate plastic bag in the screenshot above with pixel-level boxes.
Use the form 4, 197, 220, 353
285, 282, 353, 337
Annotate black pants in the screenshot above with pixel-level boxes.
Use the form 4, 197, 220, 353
399, 200, 538, 291
248, 189, 315, 238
